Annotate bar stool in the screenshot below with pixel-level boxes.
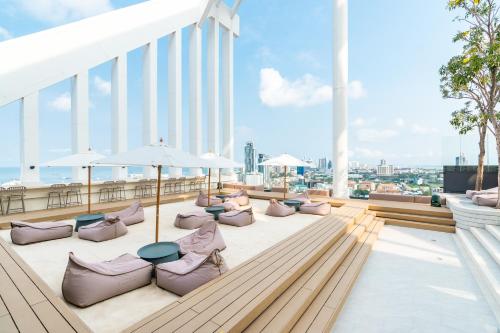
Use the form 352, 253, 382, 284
174, 177, 186, 193
6, 186, 27, 214
148, 179, 157, 197
187, 177, 197, 192
47, 184, 67, 209
99, 181, 115, 202
134, 180, 148, 199
65, 183, 83, 206
196, 176, 206, 191
163, 178, 175, 195
0, 187, 5, 215
113, 180, 127, 201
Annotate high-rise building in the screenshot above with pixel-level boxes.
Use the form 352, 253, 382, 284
244, 141, 257, 173
257, 153, 270, 173
455, 153, 467, 166
377, 159, 394, 176
318, 157, 327, 171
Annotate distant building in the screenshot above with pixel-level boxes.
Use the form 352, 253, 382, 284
257, 153, 270, 173
318, 157, 327, 171
377, 159, 394, 176
376, 183, 400, 193
244, 141, 257, 173
455, 153, 467, 166
327, 160, 332, 170
349, 161, 360, 169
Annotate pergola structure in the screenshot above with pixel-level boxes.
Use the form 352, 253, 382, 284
0, 0, 349, 197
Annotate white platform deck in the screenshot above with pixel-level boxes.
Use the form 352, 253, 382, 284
445, 194, 500, 229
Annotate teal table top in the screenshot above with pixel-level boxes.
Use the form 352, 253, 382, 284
137, 242, 180, 260
76, 213, 105, 222
205, 206, 225, 213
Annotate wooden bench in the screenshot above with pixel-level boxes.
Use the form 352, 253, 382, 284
125, 206, 366, 333
0, 238, 91, 333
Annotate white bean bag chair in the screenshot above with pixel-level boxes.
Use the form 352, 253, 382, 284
105, 201, 145, 226
78, 219, 128, 242
174, 211, 215, 230
225, 190, 250, 206
299, 202, 331, 216
472, 194, 498, 207
195, 192, 223, 207
219, 209, 255, 227
222, 200, 240, 212
156, 251, 228, 296
466, 187, 498, 199
265, 199, 295, 217
10, 221, 73, 245
175, 221, 226, 255
293, 192, 312, 204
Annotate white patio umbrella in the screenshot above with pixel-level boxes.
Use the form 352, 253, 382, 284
258, 154, 309, 200
42, 149, 105, 214
200, 152, 243, 206
94, 141, 207, 243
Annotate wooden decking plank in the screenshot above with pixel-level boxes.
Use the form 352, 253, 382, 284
374, 211, 454, 226
0, 295, 9, 317
384, 219, 455, 233
367, 202, 452, 218
0, 314, 19, 333
0, 265, 47, 333
31, 301, 75, 333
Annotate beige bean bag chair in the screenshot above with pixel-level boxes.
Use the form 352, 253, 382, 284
11, 221, 73, 245
156, 251, 228, 296
299, 202, 331, 216
174, 211, 215, 230
294, 192, 312, 204
175, 221, 226, 255
225, 190, 250, 206
195, 192, 223, 207
466, 187, 498, 199
472, 194, 498, 207
105, 201, 144, 226
219, 209, 255, 227
78, 219, 128, 242
222, 200, 240, 212
62, 252, 153, 308
265, 199, 295, 217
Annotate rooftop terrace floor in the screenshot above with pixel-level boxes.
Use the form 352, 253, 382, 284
0, 199, 324, 333
332, 225, 498, 333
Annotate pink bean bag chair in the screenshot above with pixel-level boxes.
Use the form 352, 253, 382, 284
174, 211, 215, 230
78, 219, 128, 242
472, 194, 498, 207
156, 251, 228, 296
105, 201, 144, 226
225, 190, 250, 206
222, 200, 240, 212
10, 221, 73, 245
219, 209, 255, 227
265, 199, 295, 217
195, 192, 223, 207
466, 187, 498, 199
299, 202, 331, 216
175, 221, 226, 255
294, 192, 312, 204
62, 252, 153, 307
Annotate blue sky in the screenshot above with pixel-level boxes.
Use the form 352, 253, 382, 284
0, 0, 493, 168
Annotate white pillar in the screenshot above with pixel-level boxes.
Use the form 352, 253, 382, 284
333, 0, 349, 198
189, 24, 202, 176
20, 92, 40, 184
168, 30, 183, 177
71, 72, 89, 182
112, 54, 128, 180
207, 17, 220, 155
221, 27, 235, 178
143, 41, 158, 179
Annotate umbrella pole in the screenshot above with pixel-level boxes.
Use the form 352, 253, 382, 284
218, 168, 222, 194
208, 168, 212, 207
87, 166, 91, 214
284, 165, 287, 201
155, 165, 162, 243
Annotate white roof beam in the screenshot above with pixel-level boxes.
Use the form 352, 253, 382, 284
231, 0, 243, 18
198, 0, 220, 27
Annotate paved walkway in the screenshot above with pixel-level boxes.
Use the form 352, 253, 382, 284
332, 226, 498, 333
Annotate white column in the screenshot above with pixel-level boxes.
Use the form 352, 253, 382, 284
112, 54, 128, 180
333, 0, 349, 198
221, 27, 235, 179
207, 17, 220, 155
189, 24, 202, 176
71, 72, 89, 182
168, 30, 183, 177
20, 92, 40, 184
143, 41, 158, 179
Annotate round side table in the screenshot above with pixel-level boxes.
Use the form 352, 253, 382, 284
205, 205, 225, 220
284, 200, 302, 212
75, 213, 105, 231
137, 242, 180, 266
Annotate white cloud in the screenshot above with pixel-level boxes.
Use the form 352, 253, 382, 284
352, 147, 384, 159
259, 68, 332, 108
14, 0, 113, 24
411, 124, 439, 135
395, 117, 405, 127
356, 128, 399, 142
351, 117, 366, 127
0, 26, 12, 40
94, 76, 111, 95
49, 93, 71, 112
348, 80, 367, 99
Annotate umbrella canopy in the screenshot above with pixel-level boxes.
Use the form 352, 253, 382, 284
43, 150, 105, 167
258, 154, 308, 167
93, 143, 205, 168
258, 153, 308, 200
42, 150, 106, 214
93, 142, 208, 243
200, 153, 243, 205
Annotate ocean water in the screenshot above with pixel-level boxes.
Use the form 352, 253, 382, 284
0, 166, 195, 186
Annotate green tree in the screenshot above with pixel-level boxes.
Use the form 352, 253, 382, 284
440, 0, 499, 203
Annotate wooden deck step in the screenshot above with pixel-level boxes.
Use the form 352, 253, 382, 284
290, 218, 385, 333
244, 213, 375, 332
374, 211, 455, 226
368, 202, 453, 219
125, 206, 366, 333
384, 218, 455, 233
